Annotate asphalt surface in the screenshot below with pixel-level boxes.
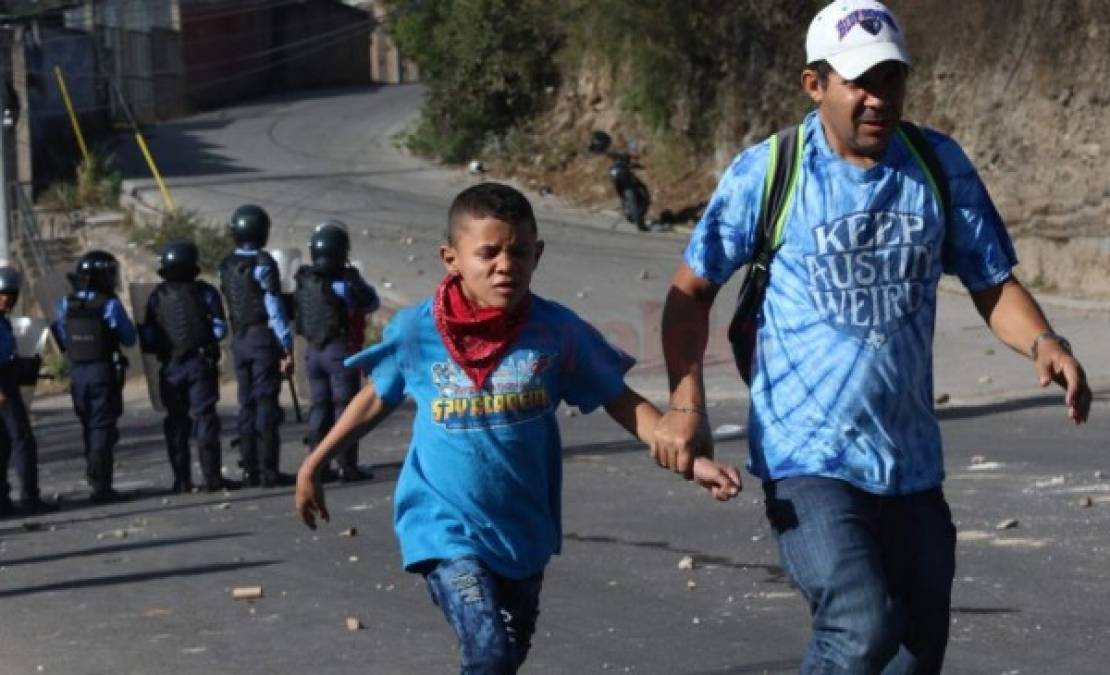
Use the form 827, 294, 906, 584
0, 84, 1106, 674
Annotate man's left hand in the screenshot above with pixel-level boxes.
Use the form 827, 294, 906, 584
1035, 341, 1092, 424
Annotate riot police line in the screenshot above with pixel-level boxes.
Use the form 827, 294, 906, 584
0, 205, 380, 516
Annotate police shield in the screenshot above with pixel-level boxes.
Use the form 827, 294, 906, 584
32, 269, 71, 322
11, 317, 50, 408
267, 247, 302, 294
127, 282, 164, 412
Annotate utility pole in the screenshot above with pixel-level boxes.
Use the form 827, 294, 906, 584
0, 26, 13, 264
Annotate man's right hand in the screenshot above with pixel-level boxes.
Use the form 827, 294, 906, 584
651, 408, 714, 478
279, 353, 294, 377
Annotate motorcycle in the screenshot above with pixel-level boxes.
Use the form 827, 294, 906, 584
588, 131, 653, 232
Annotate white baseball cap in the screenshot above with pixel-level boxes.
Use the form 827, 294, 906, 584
805, 0, 910, 80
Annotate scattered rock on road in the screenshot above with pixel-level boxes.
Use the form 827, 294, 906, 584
996, 518, 1020, 530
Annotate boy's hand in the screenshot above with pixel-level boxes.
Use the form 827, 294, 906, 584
691, 457, 742, 501
294, 466, 329, 529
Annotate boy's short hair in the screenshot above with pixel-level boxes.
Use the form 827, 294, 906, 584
446, 182, 538, 245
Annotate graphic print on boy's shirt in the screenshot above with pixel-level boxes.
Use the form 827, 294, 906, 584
430, 352, 555, 430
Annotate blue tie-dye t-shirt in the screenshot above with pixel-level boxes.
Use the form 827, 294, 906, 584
346, 295, 633, 578
685, 111, 1016, 495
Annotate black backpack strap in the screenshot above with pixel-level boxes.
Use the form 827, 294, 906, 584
896, 121, 949, 223
752, 125, 802, 268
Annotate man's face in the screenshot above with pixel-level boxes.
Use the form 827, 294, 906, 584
440, 215, 543, 310
803, 61, 907, 166
0, 292, 14, 313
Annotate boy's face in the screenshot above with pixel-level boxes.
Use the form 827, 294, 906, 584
440, 215, 543, 310
0, 292, 13, 313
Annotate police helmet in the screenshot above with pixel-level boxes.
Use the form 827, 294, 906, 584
309, 220, 351, 274
0, 265, 22, 299
158, 239, 201, 282
228, 204, 271, 248
75, 250, 120, 292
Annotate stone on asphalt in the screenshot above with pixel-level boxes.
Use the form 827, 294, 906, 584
339, 528, 358, 537
1078, 496, 1094, 508
346, 617, 363, 631
996, 518, 1020, 530
677, 555, 695, 570
232, 586, 263, 600
935, 393, 951, 405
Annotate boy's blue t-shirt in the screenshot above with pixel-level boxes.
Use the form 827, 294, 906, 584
346, 294, 634, 579
685, 111, 1017, 496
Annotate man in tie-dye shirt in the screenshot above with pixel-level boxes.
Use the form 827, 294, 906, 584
651, 1, 1092, 673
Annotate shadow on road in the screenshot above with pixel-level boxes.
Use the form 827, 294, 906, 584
0, 559, 280, 599
0, 532, 251, 567
564, 532, 785, 582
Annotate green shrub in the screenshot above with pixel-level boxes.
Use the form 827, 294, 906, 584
386, 0, 562, 163
129, 208, 232, 274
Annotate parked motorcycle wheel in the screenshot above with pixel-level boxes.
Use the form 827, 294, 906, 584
621, 180, 651, 231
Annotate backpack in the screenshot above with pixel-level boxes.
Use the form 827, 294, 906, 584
726, 121, 949, 385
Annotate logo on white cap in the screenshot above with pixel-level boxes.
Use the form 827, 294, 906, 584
807, 1, 910, 81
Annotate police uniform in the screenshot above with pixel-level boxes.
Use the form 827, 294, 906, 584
0, 307, 45, 515
142, 273, 230, 493
55, 254, 137, 503
294, 261, 379, 479
219, 205, 293, 487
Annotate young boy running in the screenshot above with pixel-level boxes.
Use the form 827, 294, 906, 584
295, 182, 739, 673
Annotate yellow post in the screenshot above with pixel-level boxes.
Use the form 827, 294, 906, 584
134, 133, 177, 213
52, 65, 90, 164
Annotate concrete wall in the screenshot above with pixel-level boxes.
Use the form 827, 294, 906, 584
367, 0, 419, 84
182, 0, 373, 110
17, 24, 105, 189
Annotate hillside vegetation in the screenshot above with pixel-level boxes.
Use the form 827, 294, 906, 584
388, 0, 1109, 239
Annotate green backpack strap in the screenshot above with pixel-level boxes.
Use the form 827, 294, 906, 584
728, 124, 804, 384
896, 121, 949, 224
755, 124, 805, 262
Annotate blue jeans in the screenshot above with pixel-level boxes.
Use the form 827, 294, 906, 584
424, 557, 544, 675
763, 477, 956, 675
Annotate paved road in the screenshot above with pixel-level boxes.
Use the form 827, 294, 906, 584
0, 84, 1104, 674
1, 388, 1108, 674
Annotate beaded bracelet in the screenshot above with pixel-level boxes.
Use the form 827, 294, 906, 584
670, 406, 707, 416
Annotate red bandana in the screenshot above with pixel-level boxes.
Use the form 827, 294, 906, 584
433, 274, 530, 390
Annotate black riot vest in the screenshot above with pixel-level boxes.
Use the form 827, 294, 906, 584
219, 252, 275, 335
64, 294, 117, 363
294, 266, 347, 348
152, 282, 213, 359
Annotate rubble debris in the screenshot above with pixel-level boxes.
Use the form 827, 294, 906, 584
935, 393, 951, 405
1078, 497, 1094, 508
339, 528, 358, 537
232, 586, 263, 601
346, 617, 363, 631
995, 518, 1020, 530
677, 555, 695, 571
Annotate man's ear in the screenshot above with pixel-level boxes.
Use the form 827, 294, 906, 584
801, 69, 823, 105
439, 244, 459, 275
534, 240, 544, 266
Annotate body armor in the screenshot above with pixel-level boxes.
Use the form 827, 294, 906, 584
64, 294, 116, 363
219, 252, 277, 335
294, 267, 347, 348
153, 282, 212, 359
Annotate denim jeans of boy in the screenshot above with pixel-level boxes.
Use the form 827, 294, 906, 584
764, 477, 956, 675
425, 556, 544, 675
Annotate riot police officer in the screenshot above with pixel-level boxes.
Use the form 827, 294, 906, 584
0, 266, 54, 515
54, 251, 136, 504
218, 205, 294, 487
294, 221, 379, 481
141, 240, 237, 493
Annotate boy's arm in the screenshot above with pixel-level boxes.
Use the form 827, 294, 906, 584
295, 378, 396, 528
603, 386, 741, 500
602, 385, 661, 444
